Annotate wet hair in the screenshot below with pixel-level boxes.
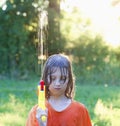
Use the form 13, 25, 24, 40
41, 54, 75, 99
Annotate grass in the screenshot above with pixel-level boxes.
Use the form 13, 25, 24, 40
0, 77, 120, 126
75, 84, 120, 126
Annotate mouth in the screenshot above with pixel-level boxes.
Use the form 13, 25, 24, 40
54, 88, 61, 90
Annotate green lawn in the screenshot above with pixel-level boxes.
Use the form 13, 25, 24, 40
0, 78, 120, 126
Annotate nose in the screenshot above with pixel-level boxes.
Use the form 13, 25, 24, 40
54, 79, 61, 86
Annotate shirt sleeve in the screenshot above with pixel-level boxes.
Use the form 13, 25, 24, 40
83, 107, 92, 126
75, 102, 92, 126
26, 105, 39, 126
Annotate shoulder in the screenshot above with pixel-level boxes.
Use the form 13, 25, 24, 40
26, 105, 39, 126
71, 101, 89, 113
71, 101, 92, 125
72, 100, 86, 109
71, 101, 91, 118
29, 104, 38, 115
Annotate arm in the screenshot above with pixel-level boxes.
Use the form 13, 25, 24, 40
26, 105, 39, 126
83, 107, 92, 126
26, 105, 47, 126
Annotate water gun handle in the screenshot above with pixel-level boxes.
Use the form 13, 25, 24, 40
38, 80, 46, 109
38, 80, 46, 121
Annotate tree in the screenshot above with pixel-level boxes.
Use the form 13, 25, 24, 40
47, 0, 65, 55
0, 0, 40, 77
0, 0, 66, 77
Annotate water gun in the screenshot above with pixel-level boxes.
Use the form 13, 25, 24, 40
38, 80, 46, 121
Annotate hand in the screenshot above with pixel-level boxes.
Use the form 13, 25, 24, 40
36, 107, 48, 126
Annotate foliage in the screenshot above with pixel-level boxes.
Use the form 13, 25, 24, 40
71, 35, 109, 71
0, 0, 40, 77
0, 0, 120, 85
0, 0, 67, 77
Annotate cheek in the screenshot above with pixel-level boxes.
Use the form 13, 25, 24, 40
48, 84, 54, 92
48, 84, 52, 90
64, 84, 68, 90
65, 78, 69, 85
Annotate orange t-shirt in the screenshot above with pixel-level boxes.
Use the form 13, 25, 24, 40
26, 101, 92, 126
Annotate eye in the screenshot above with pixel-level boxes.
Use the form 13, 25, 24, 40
51, 76, 56, 81
61, 76, 66, 81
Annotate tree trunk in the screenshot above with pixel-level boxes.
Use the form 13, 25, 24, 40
47, 0, 61, 55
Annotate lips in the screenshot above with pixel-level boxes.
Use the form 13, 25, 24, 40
54, 88, 61, 90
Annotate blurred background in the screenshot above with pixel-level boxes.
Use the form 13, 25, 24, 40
0, 0, 120, 126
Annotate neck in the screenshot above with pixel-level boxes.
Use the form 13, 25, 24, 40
49, 95, 67, 102
48, 95, 72, 112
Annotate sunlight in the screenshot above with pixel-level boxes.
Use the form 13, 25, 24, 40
94, 99, 120, 126
1, 0, 120, 47
0, 0, 6, 6
61, 0, 120, 47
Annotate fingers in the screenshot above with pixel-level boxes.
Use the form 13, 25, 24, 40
36, 107, 48, 122
36, 107, 48, 117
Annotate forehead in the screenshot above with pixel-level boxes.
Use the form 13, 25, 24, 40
48, 67, 68, 76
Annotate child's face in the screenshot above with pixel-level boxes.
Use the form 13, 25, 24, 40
48, 67, 69, 97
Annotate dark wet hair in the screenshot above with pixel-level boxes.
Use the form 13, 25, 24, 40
41, 54, 75, 99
